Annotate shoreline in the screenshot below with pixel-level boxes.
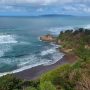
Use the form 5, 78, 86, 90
15, 53, 77, 80
14, 35, 78, 80
0, 36, 63, 78
15, 56, 66, 80
0, 34, 78, 80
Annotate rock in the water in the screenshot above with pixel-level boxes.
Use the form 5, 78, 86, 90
40, 34, 55, 42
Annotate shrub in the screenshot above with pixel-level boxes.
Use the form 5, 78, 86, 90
40, 64, 71, 83
0, 74, 22, 90
40, 81, 56, 90
25, 87, 37, 90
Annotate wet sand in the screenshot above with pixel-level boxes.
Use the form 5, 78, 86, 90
15, 54, 77, 80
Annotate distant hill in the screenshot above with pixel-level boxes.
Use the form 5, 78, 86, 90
39, 14, 75, 17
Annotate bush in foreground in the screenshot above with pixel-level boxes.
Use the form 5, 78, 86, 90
0, 74, 22, 90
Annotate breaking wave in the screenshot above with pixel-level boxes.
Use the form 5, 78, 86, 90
0, 34, 17, 44
0, 34, 18, 57
48, 24, 90, 35
0, 44, 64, 77
40, 48, 56, 56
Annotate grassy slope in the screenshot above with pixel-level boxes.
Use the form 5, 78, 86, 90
41, 59, 90, 90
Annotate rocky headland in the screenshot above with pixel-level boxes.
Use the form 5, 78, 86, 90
40, 34, 73, 53
40, 34, 56, 42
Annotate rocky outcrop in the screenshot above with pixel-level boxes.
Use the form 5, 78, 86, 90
40, 34, 56, 42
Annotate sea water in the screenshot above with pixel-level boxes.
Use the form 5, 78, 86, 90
0, 16, 90, 76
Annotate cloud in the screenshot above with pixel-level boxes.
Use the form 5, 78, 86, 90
62, 3, 90, 15
0, 0, 73, 5
63, 6, 77, 11
36, 8, 43, 12
0, 0, 89, 5
0, 0, 90, 16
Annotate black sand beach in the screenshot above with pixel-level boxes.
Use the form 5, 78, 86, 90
15, 54, 77, 80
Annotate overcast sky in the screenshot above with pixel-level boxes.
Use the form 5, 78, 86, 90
0, 0, 90, 16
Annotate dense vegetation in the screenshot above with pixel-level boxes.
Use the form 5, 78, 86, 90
0, 28, 90, 90
57, 28, 90, 59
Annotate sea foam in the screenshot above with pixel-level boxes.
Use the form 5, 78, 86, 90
0, 34, 18, 57
48, 26, 73, 35
84, 24, 90, 29
40, 48, 56, 56
0, 44, 64, 77
0, 34, 17, 44
48, 24, 90, 35
0, 53, 55, 77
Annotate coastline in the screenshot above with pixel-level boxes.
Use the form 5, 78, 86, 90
14, 35, 78, 80
15, 53, 77, 80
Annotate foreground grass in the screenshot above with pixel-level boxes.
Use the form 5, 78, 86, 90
41, 59, 90, 90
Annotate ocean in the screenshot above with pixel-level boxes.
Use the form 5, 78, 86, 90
0, 16, 90, 76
